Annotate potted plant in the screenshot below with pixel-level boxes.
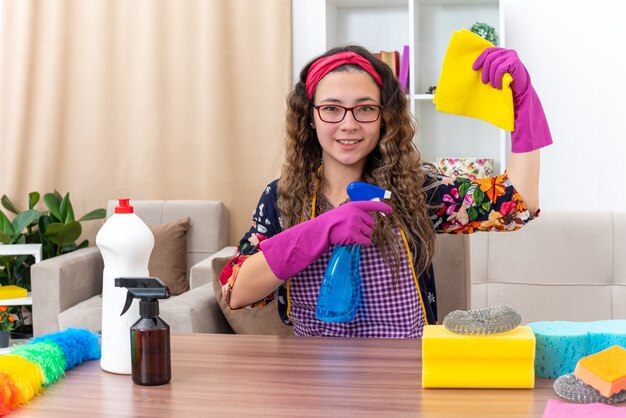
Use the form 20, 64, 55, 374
0, 191, 106, 337
0, 305, 16, 348
470, 22, 499, 46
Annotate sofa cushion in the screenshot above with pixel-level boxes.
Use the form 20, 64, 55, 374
149, 217, 191, 295
58, 294, 103, 332
158, 283, 233, 333
469, 210, 625, 323
210, 254, 293, 335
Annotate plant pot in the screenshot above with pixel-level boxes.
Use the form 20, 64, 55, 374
0, 331, 9, 348
10, 323, 33, 340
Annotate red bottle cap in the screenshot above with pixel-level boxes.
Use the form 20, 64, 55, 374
115, 198, 134, 214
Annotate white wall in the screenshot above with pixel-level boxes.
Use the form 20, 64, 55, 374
291, 0, 326, 85
503, 0, 626, 210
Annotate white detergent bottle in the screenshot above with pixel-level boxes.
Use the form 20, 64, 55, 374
96, 198, 154, 374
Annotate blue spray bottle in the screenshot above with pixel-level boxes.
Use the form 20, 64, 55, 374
315, 182, 392, 322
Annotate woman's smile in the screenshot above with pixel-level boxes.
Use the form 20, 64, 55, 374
336, 138, 363, 146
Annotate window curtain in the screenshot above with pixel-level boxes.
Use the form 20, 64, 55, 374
0, 0, 291, 244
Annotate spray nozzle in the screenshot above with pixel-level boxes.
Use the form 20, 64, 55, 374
114, 277, 171, 317
347, 182, 392, 202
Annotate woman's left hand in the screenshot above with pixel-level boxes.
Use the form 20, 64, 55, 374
472, 47, 552, 154
472, 47, 529, 100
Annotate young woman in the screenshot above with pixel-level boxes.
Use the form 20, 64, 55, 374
220, 45, 552, 338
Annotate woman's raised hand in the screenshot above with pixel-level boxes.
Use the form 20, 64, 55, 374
472, 47, 553, 153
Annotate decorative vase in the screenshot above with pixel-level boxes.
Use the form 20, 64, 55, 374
0, 331, 10, 348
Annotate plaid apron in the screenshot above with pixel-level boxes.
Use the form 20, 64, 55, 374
287, 228, 425, 338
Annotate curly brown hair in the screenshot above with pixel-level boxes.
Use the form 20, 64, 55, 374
278, 45, 437, 277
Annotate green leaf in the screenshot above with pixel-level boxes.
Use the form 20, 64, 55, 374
76, 239, 89, 249
0, 232, 11, 244
11, 209, 41, 238
78, 208, 106, 222
59, 193, 71, 223
481, 201, 491, 211
67, 200, 75, 223
44, 221, 82, 247
44, 193, 62, 221
38, 214, 51, 235
1, 195, 19, 215
458, 182, 470, 199
0, 210, 15, 236
61, 243, 78, 254
467, 206, 478, 221
29, 192, 40, 209
41, 240, 56, 260
473, 187, 485, 205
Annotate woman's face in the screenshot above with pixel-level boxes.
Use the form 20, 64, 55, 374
312, 69, 382, 172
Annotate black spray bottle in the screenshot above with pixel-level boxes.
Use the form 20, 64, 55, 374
114, 277, 171, 385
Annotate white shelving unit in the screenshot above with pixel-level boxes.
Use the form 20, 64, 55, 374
0, 244, 40, 315
292, 0, 507, 173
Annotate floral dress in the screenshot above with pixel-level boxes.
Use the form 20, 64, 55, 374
220, 172, 536, 337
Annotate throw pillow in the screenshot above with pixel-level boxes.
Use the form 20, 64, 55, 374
149, 217, 191, 295
210, 252, 294, 335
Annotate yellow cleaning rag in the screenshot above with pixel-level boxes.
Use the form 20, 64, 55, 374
433, 28, 514, 131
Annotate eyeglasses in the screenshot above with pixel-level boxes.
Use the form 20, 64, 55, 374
314, 104, 383, 123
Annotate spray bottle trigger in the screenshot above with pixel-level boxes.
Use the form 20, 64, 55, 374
120, 291, 135, 316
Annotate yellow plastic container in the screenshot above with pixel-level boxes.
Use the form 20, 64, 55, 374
422, 325, 536, 388
0, 285, 28, 300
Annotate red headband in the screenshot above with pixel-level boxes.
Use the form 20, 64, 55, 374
305, 51, 383, 99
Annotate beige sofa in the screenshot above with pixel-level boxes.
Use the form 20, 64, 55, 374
33, 203, 624, 336
470, 210, 626, 323
31, 200, 234, 336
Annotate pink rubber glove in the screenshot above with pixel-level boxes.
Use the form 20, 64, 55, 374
259, 200, 393, 280
473, 47, 553, 153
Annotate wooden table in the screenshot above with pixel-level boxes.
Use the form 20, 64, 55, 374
12, 333, 590, 417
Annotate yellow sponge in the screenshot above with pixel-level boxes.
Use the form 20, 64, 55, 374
574, 345, 626, 397
0, 285, 28, 299
422, 325, 536, 388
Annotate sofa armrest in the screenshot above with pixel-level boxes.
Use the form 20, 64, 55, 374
189, 246, 236, 289
31, 246, 104, 336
